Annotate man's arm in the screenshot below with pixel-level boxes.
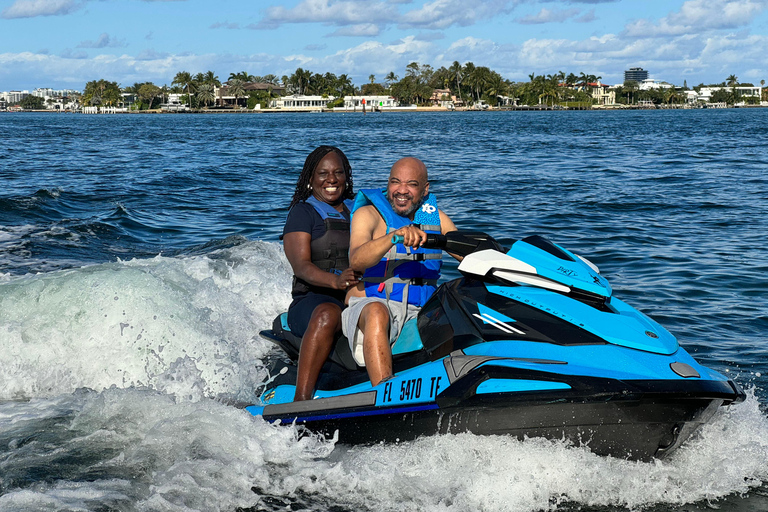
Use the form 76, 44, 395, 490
349, 205, 428, 271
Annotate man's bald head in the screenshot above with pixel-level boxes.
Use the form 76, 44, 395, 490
387, 157, 430, 219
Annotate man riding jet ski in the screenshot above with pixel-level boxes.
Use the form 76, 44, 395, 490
247, 230, 745, 461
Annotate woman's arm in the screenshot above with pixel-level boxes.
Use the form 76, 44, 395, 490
283, 231, 348, 290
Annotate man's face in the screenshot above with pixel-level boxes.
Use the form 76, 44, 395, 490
387, 160, 429, 218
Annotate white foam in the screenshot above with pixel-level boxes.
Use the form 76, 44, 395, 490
0, 241, 292, 403
0, 388, 336, 511
317, 392, 768, 511
2, 390, 764, 512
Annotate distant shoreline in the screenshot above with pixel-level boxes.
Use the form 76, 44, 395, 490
4, 104, 768, 114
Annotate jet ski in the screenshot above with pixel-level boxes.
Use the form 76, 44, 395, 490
246, 231, 745, 460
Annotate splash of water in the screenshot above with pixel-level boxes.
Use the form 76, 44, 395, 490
0, 241, 291, 403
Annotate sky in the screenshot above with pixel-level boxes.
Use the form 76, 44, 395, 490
2, 0, 768, 92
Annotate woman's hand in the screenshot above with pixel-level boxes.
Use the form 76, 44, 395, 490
334, 268, 362, 290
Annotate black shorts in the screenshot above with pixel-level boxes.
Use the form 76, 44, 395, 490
287, 292, 345, 337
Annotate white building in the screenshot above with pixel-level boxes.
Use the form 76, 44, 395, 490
637, 79, 674, 91
3, 90, 30, 104
694, 86, 762, 103
161, 93, 189, 111
270, 94, 336, 110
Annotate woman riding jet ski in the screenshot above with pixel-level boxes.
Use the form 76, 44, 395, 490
247, 231, 745, 461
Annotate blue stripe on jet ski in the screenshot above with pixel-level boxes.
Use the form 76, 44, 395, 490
267, 403, 440, 423
475, 379, 571, 394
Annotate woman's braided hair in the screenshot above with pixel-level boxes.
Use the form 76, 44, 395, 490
290, 146, 354, 209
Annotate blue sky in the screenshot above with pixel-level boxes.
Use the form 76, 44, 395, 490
2, 0, 768, 91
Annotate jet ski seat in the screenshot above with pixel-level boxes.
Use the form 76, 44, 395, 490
266, 313, 426, 371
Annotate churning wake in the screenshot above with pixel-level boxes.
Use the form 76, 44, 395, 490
0, 241, 766, 512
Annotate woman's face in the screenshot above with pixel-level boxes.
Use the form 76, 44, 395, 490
311, 152, 347, 205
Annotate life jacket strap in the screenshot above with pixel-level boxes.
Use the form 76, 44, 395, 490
362, 276, 439, 287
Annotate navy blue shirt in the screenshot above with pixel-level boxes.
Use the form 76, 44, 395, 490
283, 201, 350, 239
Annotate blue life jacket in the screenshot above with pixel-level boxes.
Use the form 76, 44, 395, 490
352, 189, 442, 307
290, 196, 354, 297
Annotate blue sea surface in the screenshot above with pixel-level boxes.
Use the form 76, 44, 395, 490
0, 110, 767, 511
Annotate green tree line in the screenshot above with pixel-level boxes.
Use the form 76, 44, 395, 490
76, 66, 764, 111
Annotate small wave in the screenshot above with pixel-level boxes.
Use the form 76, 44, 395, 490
0, 240, 292, 402
33, 188, 62, 199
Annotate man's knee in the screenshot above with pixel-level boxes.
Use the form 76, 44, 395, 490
360, 301, 390, 329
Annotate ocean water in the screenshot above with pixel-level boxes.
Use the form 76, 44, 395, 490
0, 110, 767, 511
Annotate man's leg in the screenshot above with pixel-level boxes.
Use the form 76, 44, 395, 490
294, 302, 342, 401
358, 301, 393, 386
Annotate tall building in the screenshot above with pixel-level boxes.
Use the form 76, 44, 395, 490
624, 67, 649, 83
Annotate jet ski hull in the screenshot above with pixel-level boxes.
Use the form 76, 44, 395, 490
249, 356, 743, 460
258, 396, 723, 461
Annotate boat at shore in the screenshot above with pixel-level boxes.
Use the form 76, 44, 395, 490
246, 232, 745, 460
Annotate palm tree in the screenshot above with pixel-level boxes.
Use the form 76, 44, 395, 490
289, 68, 311, 95
203, 71, 221, 87
463, 62, 476, 103
369, 74, 376, 84
172, 71, 194, 107
229, 71, 255, 82
228, 78, 245, 108
385, 71, 398, 89
197, 83, 215, 108
726, 74, 738, 86
449, 61, 463, 106
623, 80, 638, 105
663, 88, 680, 105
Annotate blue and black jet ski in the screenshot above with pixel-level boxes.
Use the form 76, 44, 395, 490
247, 231, 745, 460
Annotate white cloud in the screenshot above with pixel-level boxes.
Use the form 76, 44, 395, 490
1, 0, 82, 19
257, 0, 395, 29
516, 7, 581, 24
399, 0, 515, 29
574, 8, 596, 22
624, 0, 768, 37
329, 23, 382, 36
77, 33, 127, 49
254, 0, 520, 33
210, 21, 240, 29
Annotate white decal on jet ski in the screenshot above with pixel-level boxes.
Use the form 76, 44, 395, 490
473, 313, 526, 335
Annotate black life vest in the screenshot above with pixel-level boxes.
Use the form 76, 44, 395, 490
291, 196, 354, 298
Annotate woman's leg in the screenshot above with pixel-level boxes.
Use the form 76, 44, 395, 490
294, 302, 343, 401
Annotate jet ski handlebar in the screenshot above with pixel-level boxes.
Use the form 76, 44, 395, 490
391, 230, 505, 257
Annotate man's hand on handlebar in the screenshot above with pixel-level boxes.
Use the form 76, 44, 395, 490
390, 225, 427, 250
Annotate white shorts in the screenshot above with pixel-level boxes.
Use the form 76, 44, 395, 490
341, 296, 421, 366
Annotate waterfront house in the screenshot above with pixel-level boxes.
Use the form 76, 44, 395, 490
269, 94, 336, 111
428, 89, 456, 108
563, 82, 615, 105
694, 86, 762, 103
